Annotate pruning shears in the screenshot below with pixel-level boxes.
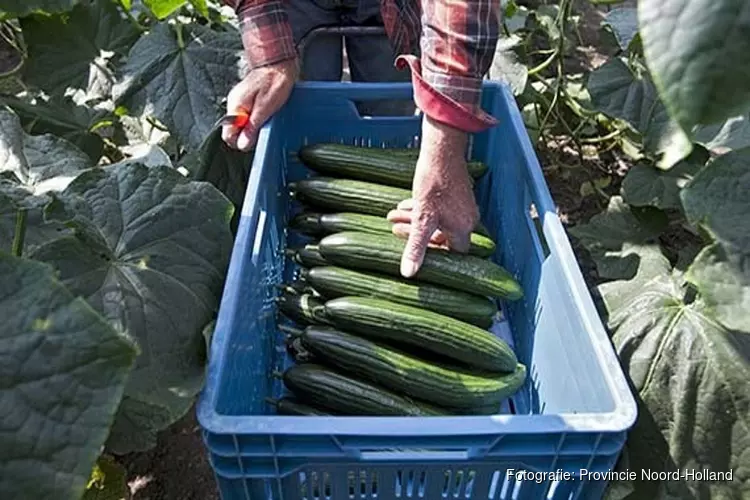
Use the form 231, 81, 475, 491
214, 110, 250, 129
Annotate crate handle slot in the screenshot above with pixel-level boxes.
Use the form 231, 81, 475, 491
356, 450, 471, 461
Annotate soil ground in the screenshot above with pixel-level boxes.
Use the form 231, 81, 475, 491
120, 2, 625, 498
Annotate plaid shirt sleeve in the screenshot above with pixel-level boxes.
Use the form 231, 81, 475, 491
221, 0, 296, 70
394, 0, 501, 132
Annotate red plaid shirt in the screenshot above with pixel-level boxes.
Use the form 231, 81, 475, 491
222, 0, 501, 132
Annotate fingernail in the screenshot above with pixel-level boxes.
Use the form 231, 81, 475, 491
400, 259, 419, 278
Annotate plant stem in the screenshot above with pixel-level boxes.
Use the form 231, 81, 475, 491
528, 50, 559, 76
175, 22, 185, 49
12, 209, 27, 257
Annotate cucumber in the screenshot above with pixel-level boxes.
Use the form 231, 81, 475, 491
289, 212, 325, 236
303, 266, 496, 328
294, 212, 496, 258
285, 335, 316, 363
318, 231, 523, 300
288, 244, 328, 267
289, 177, 409, 217
300, 326, 527, 409
324, 297, 517, 373
298, 143, 488, 188
277, 291, 330, 325
267, 397, 331, 416
282, 363, 446, 416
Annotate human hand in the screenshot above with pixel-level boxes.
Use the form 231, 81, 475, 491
387, 116, 479, 278
221, 58, 299, 152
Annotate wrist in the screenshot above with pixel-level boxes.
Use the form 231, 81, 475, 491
419, 115, 469, 170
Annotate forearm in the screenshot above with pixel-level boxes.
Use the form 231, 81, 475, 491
222, 0, 297, 70
419, 115, 469, 176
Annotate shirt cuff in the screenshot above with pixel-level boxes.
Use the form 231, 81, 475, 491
395, 55, 498, 133
236, 1, 297, 70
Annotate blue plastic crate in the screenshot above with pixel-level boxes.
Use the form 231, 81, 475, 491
197, 81, 637, 500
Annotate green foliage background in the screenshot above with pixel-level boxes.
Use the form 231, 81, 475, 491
0, 0, 748, 499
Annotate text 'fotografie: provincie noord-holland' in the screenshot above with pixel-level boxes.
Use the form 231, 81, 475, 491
506, 469, 734, 483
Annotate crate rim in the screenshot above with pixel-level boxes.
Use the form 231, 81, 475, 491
197, 80, 637, 439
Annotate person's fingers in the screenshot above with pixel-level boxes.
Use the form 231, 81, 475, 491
397, 198, 414, 210
221, 125, 240, 149
236, 126, 258, 152
400, 212, 438, 278
222, 84, 255, 149
391, 222, 410, 239
393, 223, 448, 246
386, 209, 413, 224
447, 228, 472, 254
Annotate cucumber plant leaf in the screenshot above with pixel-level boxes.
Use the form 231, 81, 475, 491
489, 34, 528, 96
0, 255, 137, 500
620, 147, 709, 210
602, 7, 638, 52
0, 93, 114, 162
20, 0, 140, 99
568, 196, 666, 280
587, 57, 693, 168
599, 246, 750, 499
105, 394, 191, 454
681, 148, 750, 332
0, 0, 82, 19
113, 23, 245, 149
694, 113, 750, 154
639, 0, 750, 134
186, 127, 251, 234
681, 148, 750, 253
0, 108, 93, 195
143, 0, 186, 19
27, 163, 234, 444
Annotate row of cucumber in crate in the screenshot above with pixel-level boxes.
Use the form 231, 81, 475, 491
268, 143, 527, 417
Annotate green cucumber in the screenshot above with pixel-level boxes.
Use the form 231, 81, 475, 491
303, 266, 496, 328
288, 244, 328, 268
267, 397, 331, 416
294, 212, 496, 258
324, 296, 517, 373
300, 326, 527, 409
318, 231, 523, 300
277, 291, 330, 325
298, 143, 488, 188
285, 334, 317, 363
289, 177, 409, 217
282, 363, 446, 416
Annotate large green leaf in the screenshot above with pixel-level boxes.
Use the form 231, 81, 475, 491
0, 93, 114, 161
587, 58, 693, 168
569, 196, 666, 280
0, 108, 93, 195
639, 0, 750, 133
113, 23, 244, 149
489, 34, 528, 96
620, 147, 709, 210
187, 127, 251, 234
681, 148, 750, 252
105, 394, 190, 454
20, 0, 140, 99
694, 114, 750, 154
681, 148, 750, 332
143, 0, 185, 18
0, 0, 82, 18
28, 163, 234, 447
687, 244, 749, 334
600, 247, 750, 499
602, 7, 639, 52
0, 255, 137, 500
